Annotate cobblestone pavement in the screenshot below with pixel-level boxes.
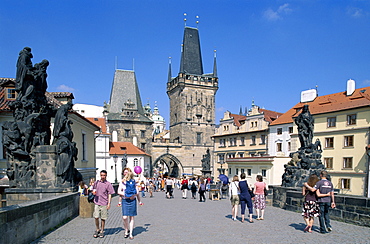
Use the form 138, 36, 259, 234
32, 189, 369, 244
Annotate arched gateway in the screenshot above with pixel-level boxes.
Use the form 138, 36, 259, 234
153, 154, 183, 178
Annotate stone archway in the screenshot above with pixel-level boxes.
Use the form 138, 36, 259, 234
153, 153, 183, 178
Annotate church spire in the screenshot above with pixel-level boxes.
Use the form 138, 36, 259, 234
168, 57, 172, 82
179, 26, 203, 75
213, 49, 217, 77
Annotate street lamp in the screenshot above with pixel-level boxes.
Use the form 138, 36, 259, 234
113, 154, 118, 184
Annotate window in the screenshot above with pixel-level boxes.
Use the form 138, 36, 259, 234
251, 136, 256, 145
276, 142, 282, 152
229, 168, 232, 175
241, 169, 245, 174
236, 168, 239, 175
347, 114, 356, 125
247, 169, 252, 176
134, 158, 138, 167
327, 117, 336, 127
325, 137, 334, 148
324, 158, 333, 169
82, 132, 87, 161
141, 143, 146, 150
6, 88, 16, 100
289, 127, 293, 134
228, 153, 235, 158
343, 157, 353, 169
141, 130, 146, 138
344, 135, 354, 147
124, 129, 130, 138
251, 122, 254, 127
340, 178, 350, 190
196, 132, 202, 144
218, 154, 225, 162
288, 142, 291, 151
240, 137, 245, 146
277, 128, 282, 135
260, 135, 266, 144
239, 153, 244, 158
219, 139, 226, 147
261, 169, 267, 177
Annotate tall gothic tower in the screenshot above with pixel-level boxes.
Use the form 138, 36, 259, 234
167, 26, 218, 148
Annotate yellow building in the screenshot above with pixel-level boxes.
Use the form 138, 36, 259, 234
212, 103, 282, 186
272, 83, 370, 196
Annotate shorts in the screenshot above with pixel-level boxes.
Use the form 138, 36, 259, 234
93, 205, 108, 220
230, 195, 240, 205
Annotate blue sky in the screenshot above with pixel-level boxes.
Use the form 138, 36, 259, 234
1, 1, 370, 125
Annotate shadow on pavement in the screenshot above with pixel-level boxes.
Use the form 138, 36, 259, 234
105, 227, 123, 235
133, 226, 149, 236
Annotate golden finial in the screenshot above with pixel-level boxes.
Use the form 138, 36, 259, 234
196, 15, 199, 28
184, 13, 187, 27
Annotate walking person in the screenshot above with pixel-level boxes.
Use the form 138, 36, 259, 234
92, 170, 115, 238
118, 171, 143, 240
140, 180, 146, 198
239, 173, 254, 223
229, 175, 240, 221
198, 178, 206, 202
313, 170, 336, 234
253, 175, 268, 220
189, 177, 198, 199
181, 176, 189, 199
302, 174, 324, 233
165, 176, 174, 198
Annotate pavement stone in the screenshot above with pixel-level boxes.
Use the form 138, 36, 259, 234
31, 189, 370, 244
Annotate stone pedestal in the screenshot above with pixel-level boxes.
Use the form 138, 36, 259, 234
201, 170, 211, 178
5, 145, 74, 206
35, 145, 57, 188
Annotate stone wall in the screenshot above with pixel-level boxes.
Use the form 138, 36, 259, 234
272, 186, 370, 227
0, 192, 79, 244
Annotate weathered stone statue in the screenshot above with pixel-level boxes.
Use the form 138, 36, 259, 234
201, 149, 211, 171
3, 47, 78, 188
295, 105, 314, 150
281, 105, 327, 187
122, 152, 127, 169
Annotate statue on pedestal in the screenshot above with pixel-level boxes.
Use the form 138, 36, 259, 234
281, 105, 328, 187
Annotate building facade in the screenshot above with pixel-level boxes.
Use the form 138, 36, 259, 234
212, 103, 283, 186
272, 81, 370, 196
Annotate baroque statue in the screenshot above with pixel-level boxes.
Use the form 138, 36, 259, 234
281, 105, 327, 187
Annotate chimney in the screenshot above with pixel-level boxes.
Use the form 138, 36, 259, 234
347, 79, 355, 96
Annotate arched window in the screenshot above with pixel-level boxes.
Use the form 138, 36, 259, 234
134, 158, 138, 167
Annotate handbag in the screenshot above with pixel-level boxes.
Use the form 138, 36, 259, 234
87, 192, 95, 203
248, 188, 255, 198
264, 188, 268, 196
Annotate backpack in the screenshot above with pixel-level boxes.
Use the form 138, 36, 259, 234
191, 182, 197, 191
125, 179, 137, 198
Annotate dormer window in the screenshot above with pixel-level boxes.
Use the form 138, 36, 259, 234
6, 88, 17, 100
120, 147, 127, 150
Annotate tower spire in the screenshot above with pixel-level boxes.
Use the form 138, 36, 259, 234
213, 49, 217, 77
179, 26, 203, 75
168, 57, 172, 82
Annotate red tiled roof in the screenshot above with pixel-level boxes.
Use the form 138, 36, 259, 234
229, 113, 246, 127
270, 86, 370, 126
109, 142, 150, 156
259, 108, 283, 123
86, 117, 108, 133
48, 92, 74, 99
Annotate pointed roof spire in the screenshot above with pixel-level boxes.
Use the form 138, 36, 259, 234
213, 49, 217, 77
239, 106, 243, 115
179, 27, 203, 75
168, 57, 172, 82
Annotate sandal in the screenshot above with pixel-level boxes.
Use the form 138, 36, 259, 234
129, 236, 134, 240
98, 231, 105, 238
124, 232, 129, 238
93, 230, 100, 238
249, 219, 254, 223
